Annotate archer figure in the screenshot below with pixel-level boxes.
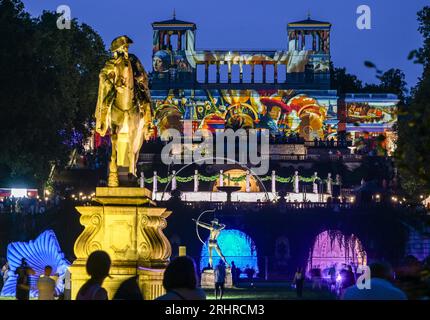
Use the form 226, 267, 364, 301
193, 218, 230, 269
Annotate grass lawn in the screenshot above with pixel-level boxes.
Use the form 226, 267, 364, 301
204, 282, 337, 300
0, 282, 337, 300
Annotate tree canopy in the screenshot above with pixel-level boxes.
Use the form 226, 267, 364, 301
396, 6, 430, 197
0, 0, 107, 188
330, 63, 408, 102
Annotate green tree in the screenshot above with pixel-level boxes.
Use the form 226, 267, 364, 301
0, 0, 107, 188
330, 63, 363, 94
362, 68, 408, 103
396, 6, 430, 197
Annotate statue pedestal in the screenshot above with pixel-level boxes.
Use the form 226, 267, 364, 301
200, 269, 233, 289
69, 187, 171, 300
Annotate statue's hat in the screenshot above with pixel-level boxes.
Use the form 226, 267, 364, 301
111, 35, 133, 52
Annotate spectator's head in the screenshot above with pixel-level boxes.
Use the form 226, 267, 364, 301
113, 276, 143, 300
370, 262, 394, 281
44, 265, 53, 277
163, 256, 198, 291
86, 250, 111, 281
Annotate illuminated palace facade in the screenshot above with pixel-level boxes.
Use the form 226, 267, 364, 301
139, 15, 399, 199
138, 17, 408, 274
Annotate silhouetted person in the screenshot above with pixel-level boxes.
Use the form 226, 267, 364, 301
113, 276, 143, 300
293, 267, 304, 298
76, 250, 111, 300
340, 264, 355, 296
15, 258, 34, 300
214, 260, 226, 300
37, 265, 56, 300
156, 256, 206, 300
244, 265, 255, 286
231, 261, 239, 286
343, 262, 407, 300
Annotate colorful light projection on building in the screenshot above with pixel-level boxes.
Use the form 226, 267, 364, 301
346, 103, 397, 127
152, 49, 323, 75
307, 230, 367, 276
151, 16, 331, 81
0, 230, 70, 298
152, 90, 338, 140
211, 169, 261, 192
200, 229, 258, 275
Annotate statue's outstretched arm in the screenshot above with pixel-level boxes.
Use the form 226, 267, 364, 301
199, 222, 212, 230
192, 219, 212, 230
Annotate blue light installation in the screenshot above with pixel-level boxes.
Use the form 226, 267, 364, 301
200, 229, 258, 275
0, 230, 70, 298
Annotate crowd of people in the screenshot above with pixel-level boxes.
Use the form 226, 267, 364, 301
0, 258, 58, 300
291, 256, 430, 300
0, 195, 60, 215
2, 251, 430, 300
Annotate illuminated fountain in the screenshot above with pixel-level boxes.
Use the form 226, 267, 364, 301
200, 229, 258, 275
307, 230, 367, 277
216, 185, 241, 204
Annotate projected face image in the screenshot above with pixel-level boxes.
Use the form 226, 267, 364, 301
153, 56, 164, 71
153, 50, 170, 72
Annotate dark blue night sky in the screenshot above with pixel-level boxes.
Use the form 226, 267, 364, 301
23, 0, 428, 88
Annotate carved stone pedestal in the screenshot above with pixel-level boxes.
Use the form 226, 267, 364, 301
200, 269, 233, 289
69, 187, 171, 300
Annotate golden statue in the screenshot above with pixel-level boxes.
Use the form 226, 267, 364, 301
95, 35, 153, 187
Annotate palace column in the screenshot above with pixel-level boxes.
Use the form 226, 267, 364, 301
152, 171, 158, 200
294, 171, 299, 193
312, 31, 316, 51
219, 170, 224, 187
178, 31, 182, 50
167, 33, 171, 49
271, 170, 276, 193
245, 170, 251, 192
171, 170, 177, 190
216, 62, 220, 83
301, 31, 305, 50
251, 64, 255, 83
139, 172, 145, 188
294, 31, 299, 50
227, 62, 232, 83
274, 64, 278, 84
262, 63, 267, 83
194, 170, 199, 192
205, 62, 209, 83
